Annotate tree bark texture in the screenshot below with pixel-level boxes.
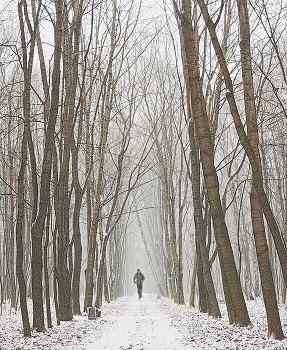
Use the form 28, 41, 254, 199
84, 96, 111, 311
188, 113, 221, 318
236, 0, 284, 339
84, 2, 117, 310
44, 207, 52, 328
197, 0, 287, 291
175, 0, 250, 326
178, 13, 221, 316
16, 0, 38, 336
30, 0, 63, 330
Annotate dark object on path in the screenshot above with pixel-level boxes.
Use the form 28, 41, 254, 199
87, 307, 97, 320
87, 307, 101, 319
133, 269, 145, 299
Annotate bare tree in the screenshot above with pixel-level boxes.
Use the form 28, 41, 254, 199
173, 0, 250, 326
236, 0, 283, 338
30, 0, 63, 331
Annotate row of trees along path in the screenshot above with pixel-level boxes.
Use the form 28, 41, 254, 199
0, 0, 286, 341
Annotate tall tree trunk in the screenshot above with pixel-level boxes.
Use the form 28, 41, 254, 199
8, 123, 16, 310
57, 0, 82, 321
52, 226, 60, 326
197, 0, 287, 291
31, 0, 63, 330
84, 98, 111, 311
196, 246, 208, 313
174, 0, 250, 325
44, 205, 52, 328
162, 194, 176, 300
94, 236, 109, 309
153, 133, 181, 302
189, 251, 197, 307
16, 0, 39, 336
57, 127, 72, 321
185, 53, 221, 318
15, 120, 31, 337
71, 134, 83, 315
103, 259, 110, 303
84, 1, 117, 311
236, 0, 284, 339
56, 1, 72, 322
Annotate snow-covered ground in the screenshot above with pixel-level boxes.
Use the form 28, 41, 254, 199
1, 294, 287, 349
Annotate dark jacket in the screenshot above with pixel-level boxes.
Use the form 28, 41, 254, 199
133, 271, 145, 284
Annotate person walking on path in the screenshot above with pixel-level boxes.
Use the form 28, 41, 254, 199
133, 269, 145, 299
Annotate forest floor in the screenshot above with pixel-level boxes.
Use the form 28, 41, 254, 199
1, 294, 287, 349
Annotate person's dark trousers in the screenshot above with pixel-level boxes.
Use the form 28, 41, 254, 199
137, 282, 143, 298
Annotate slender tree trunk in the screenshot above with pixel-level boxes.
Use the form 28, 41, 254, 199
84, 108, 110, 310
153, 136, 181, 302
44, 205, 52, 328
196, 245, 208, 313
236, 0, 284, 339
71, 132, 83, 314
197, 0, 287, 290
163, 195, 175, 300
52, 227, 60, 326
72, 199, 83, 315
8, 127, 16, 310
189, 252, 197, 307
57, 0, 83, 320
177, 150, 187, 304
174, 0, 250, 325
56, 2, 72, 322
15, 124, 31, 337
103, 259, 110, 303
16, 0, 39, 336
94, 236, 109, 309
84, 2, 117, 311
185, 67, 221, 318
57, 131, 72, 321
31, 0, 63, 330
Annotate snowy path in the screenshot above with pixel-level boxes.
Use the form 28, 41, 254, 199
84, 294, 187, 350
2, 294, 287, 349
